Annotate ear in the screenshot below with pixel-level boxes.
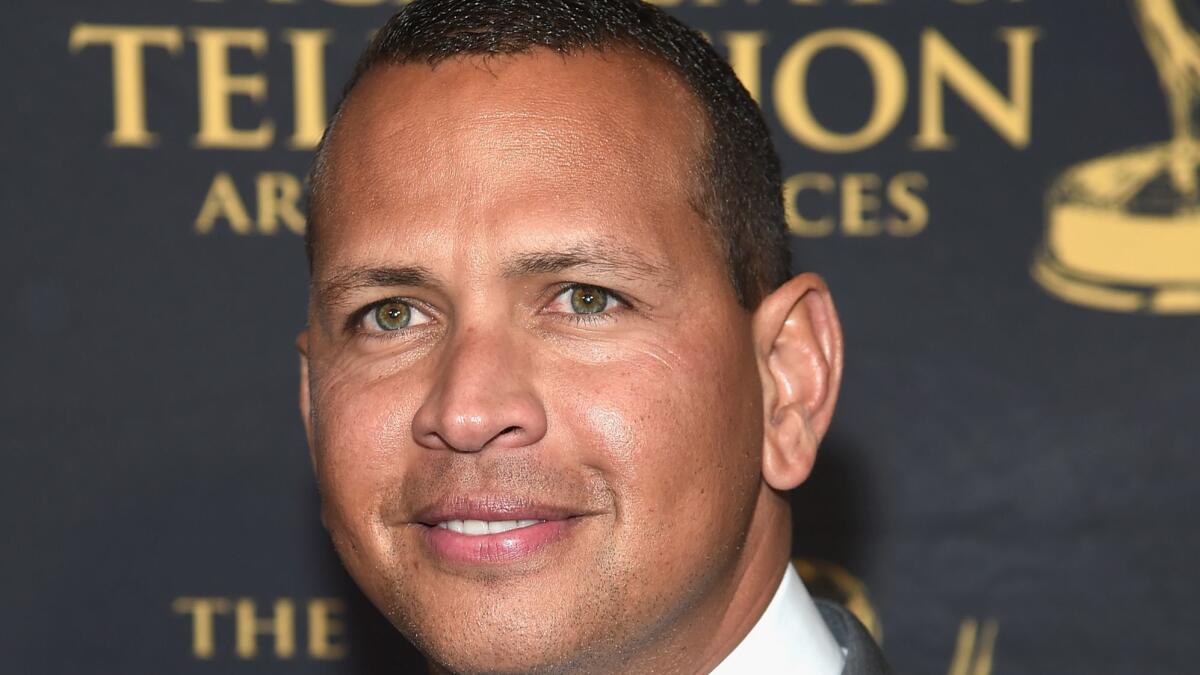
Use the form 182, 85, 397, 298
296, 329, 317, 471
753, 273, 844, 491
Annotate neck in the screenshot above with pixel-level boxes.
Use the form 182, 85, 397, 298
688, 488, 793, 672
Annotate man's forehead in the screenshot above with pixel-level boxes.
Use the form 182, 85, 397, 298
310, 47, 716, 276
321, 47, 707, 192
344, 46, 703, 127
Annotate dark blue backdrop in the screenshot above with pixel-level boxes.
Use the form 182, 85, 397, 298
4, 1, 1199, 673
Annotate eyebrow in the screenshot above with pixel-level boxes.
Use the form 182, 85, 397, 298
501, 241, 671, 283
316, 264, 443, 310
315, 240, 674, 310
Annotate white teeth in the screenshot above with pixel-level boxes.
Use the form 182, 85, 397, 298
463, 519, 489, 535
485, 520, 512, 534
434, 519, 545, 535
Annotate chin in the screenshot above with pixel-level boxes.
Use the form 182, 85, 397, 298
378, 574, 628, 675
423, 643, 577, 675
400, 604, 598, 675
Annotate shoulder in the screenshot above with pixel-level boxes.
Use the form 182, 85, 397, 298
814, 600, 893, 675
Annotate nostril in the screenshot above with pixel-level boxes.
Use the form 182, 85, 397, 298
424, 431, 452, 451
479, 425, 524, 449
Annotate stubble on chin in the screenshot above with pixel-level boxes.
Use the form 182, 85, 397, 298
371, 542, 653, 674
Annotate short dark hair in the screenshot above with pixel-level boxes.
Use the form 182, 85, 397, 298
307, 0, 790, 307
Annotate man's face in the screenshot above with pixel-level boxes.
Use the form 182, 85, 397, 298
302, 50, 767, 672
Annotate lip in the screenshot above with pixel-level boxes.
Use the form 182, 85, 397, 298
413, 495, 583, 525
411, 495, 590, 564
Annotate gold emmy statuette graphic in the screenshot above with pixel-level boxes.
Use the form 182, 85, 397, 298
1033, 0, 1200, 313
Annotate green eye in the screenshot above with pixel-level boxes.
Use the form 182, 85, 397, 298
373, 302, 411, 331
569, 285, 609, 314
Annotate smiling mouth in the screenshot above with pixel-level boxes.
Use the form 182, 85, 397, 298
434, 519, 547, 535
411, 497, 590, 564
418, 517, 577, 564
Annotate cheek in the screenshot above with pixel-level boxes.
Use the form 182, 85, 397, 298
309, 356, 422, 534
562, 330, 762, 558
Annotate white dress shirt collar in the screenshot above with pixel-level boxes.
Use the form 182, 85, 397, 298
710, 563, 846, 674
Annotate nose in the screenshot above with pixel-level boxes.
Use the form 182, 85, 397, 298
412, 326, 548, 453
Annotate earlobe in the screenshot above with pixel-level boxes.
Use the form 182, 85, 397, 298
753, 273, 844, 492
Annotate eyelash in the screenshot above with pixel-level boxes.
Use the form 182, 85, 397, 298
550, 283, 628, 326
348, 284, 628, 337
348, 297, 427, 338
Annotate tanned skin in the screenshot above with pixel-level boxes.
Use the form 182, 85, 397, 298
298, 48, 843, 674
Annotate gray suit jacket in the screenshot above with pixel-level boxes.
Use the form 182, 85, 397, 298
815, 600, 892, 675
